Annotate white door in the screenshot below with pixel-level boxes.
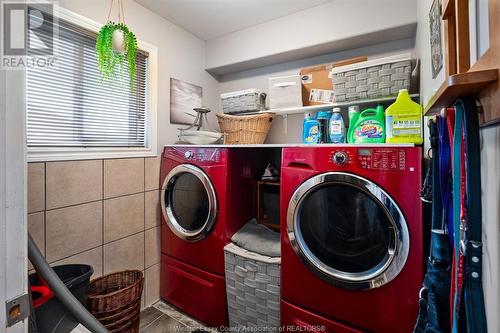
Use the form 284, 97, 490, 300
0, 66, 28, 331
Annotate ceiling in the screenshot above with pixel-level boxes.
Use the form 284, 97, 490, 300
135, 0, 333, 40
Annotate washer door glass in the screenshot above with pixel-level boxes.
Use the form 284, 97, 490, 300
288, 172, 409, 290
161, 164, 217, 241
299, 183, 393, 273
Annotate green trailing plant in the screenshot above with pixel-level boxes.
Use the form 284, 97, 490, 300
95, 22, 137, 88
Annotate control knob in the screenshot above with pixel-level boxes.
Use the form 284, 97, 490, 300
184, 151, 194, 159
333, 151, 348, 165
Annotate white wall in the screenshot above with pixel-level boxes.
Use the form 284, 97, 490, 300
219, 38, 415, 143
206, 0, 418, 75
480, 125, 500, 333
415, 0, 500, 331
57, 0, 220, 153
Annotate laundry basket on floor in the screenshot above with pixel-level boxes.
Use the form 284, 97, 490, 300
87, 270, 144, 333
224, 243, 281, 330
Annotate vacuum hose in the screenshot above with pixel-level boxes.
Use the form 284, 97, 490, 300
28, 234, 108, 333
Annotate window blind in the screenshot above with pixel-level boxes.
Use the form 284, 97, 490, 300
26, 14, 148, 148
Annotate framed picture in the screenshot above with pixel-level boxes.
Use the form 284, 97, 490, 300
429, 0, 443, 79
170, 78, 203, 125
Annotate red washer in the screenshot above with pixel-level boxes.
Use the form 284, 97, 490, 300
280, 146, 423, 333
159, 146, 256, 327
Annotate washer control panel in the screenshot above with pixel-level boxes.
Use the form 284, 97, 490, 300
327, 148, 407, 171
357, 148, 406, 171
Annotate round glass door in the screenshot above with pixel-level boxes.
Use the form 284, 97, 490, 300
287, 172, 409, 290
161, 164, 217, 241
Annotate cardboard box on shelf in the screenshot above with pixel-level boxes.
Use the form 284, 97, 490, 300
300, 56, 368, 106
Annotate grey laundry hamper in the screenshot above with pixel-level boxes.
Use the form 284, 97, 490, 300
224, 242, 281, 330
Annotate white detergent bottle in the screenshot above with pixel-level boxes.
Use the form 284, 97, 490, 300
329, 107, 345, 143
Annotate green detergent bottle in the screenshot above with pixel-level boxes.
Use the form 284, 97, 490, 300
348, 105, 385, 143
385, 89, 423, 144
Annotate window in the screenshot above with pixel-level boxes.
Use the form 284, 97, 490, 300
26, 8, 157, 161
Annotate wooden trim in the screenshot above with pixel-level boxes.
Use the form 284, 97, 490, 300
455, 0, 470, 73
444, 13, 457, 75
442, 0, 454, 18
424, 69, 498, 115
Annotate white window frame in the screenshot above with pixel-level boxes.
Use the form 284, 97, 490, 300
27, 7, 158, 162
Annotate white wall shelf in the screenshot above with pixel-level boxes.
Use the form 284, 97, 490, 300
251, 94, 420, 116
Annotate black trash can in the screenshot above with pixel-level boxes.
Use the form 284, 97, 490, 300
30, 264, 93, 333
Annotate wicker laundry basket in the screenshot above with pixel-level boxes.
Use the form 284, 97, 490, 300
216, 113, 275, 144
224, 243, 281, 330
87, 270, 144, 333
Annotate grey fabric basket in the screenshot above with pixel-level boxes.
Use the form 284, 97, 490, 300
221, 89, 266, 114
224, 243, 281, 330
330, 57, 413, 102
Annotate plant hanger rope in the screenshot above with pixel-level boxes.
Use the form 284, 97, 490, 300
106, 0, 126, 24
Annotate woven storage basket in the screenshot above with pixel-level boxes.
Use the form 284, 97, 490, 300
329, 54, 413, 102
87, 270, 144, 333
216, 113, 274, 144
221, 89, 266, 114
224, 243, 281, 330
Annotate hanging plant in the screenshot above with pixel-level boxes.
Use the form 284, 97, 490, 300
95, 0, 137, 88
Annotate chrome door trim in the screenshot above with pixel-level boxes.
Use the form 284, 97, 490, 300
287, 172, 409, 290
161, 164, 217, 242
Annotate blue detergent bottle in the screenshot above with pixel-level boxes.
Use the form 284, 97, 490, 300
302, 113, 319, 144
329, 107, 345, 143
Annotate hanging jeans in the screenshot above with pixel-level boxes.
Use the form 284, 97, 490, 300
414, 119, 452, 333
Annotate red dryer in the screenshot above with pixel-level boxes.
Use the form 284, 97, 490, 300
159, 146, 255, 327
280, 146, 423, 333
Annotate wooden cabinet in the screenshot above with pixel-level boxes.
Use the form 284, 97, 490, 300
425, 0, 500, 126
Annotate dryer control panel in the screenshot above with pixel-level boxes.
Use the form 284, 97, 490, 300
164, 147, 228, 165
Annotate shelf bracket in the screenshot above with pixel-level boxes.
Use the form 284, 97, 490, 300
281, 114, 288, 135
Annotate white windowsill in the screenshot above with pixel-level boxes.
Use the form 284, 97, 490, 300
27, 147, 158, 162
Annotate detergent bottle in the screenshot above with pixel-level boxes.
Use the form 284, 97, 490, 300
349, 105, 386, 143
385, 89, 423, 144
302, 113, 319, 144
347, 105, 359, 143
329, 107, 345, 143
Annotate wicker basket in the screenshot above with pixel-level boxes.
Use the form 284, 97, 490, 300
87, 270, 144, 333
329, 54, 413, 102
224, 243, 281, 329
216, 113, 275, 144
221, 89, 266, 114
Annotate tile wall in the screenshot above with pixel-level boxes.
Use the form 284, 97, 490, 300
27, 156, 162, 308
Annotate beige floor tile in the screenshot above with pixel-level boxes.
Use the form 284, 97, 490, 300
104, 158, 144, 198
104, 193, 144, 243
145, 190, 161, 229
145, 156, 160, 191
28, 212, 45, 270
51, 246, 103, 278
145, 226, 160, 268
46, 201, 102, 262
28, 163, 45, 213
145, 263, 161, 307
103, 232, 144, 274
46, 160, 102, 209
